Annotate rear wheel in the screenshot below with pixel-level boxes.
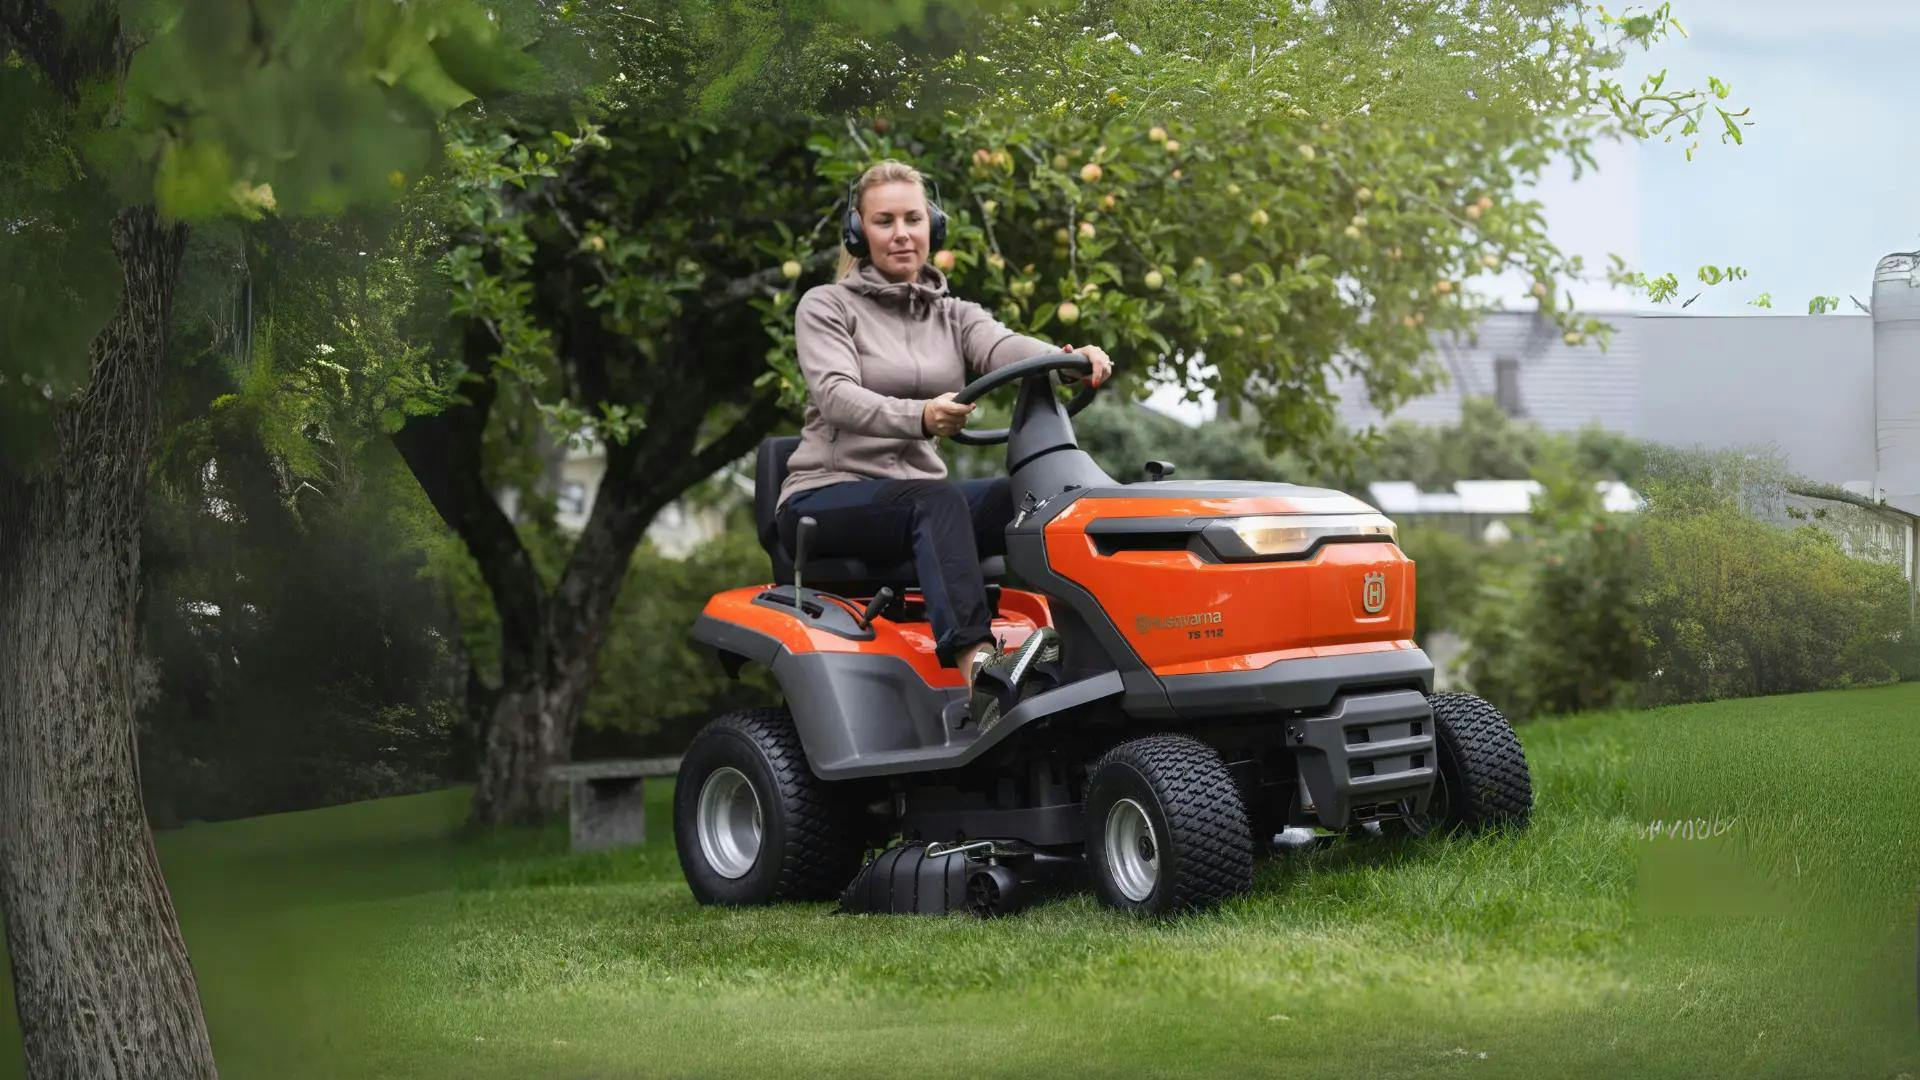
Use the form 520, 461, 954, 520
1084, 735, 1253, 915
674, 707, 863, 905
1397, 692, 1532, 835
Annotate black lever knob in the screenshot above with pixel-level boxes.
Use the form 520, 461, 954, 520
855, 586, 897, 630
794, 516, 818, 565
1143, 460, 1176, 482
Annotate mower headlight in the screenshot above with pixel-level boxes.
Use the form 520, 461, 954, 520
1200, 513, 1398, 561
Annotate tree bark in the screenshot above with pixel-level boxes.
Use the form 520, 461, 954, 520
0, 210, 217, 1078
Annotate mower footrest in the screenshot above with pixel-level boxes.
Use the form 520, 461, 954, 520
1287, 689, 1435, 829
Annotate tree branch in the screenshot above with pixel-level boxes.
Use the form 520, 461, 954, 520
657, 389, 785, 500
390, 324, 546, 679
709, 248, 839, 309
545, 385, 784, 662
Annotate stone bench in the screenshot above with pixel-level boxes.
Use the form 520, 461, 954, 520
548, 756, 681, 853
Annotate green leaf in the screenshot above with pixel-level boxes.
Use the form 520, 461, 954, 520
155, 140, 237, 220
371, 23, 476, 114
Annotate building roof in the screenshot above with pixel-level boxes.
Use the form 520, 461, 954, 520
1332, 310, 1645, 433
1333, 309, 1876, 493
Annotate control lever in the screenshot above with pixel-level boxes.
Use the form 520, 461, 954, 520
854, 586, 897, 630
1143, 459, 1177, 482
793, 516, 817, 611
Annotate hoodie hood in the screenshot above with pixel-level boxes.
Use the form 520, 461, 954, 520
839, 260, 949, 318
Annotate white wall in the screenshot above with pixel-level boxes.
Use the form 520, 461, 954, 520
1634, 314, 1875, 486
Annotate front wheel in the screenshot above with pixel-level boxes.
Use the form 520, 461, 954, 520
1397, 692, 1533, 836
1084, 735, 1253, 915
673, 708, 863, 906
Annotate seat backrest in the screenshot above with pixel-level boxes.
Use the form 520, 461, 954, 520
754, 436, 801, 573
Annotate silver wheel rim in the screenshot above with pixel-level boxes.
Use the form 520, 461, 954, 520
696, 767, 763, 879
1103, 797, 1159, 902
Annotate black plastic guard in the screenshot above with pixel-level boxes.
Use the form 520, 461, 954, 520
1288, 689, 1437, 829
838, 843, 1088, 916
839, 843, 977, 915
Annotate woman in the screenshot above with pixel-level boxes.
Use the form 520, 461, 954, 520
778, 159, 1112, 710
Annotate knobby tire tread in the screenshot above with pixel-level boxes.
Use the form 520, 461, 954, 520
1427, 692, 1532, 830
1094, 735, 1254, 913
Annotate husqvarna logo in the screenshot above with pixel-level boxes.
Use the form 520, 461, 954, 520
1136, 610, 1222, 633
1361, 572, 1387, 614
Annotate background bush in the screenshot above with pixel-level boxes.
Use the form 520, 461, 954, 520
139, 444, 459, 825
1460, 449, 1641, 719
1451, 442, 1918, 718
1396, 523, 1493, 649
1635, 448, 1916, 706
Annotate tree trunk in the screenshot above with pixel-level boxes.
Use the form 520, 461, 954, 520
467, 621, 597, 828
0, 210, 217, 1078
395, 329, 784, 827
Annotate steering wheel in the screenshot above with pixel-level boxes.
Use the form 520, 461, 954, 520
948, 351, 1100, 446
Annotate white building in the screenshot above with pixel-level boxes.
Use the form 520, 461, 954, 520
1330, 297, 1920, 581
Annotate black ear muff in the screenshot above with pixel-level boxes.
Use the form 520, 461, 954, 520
842, 183, 869, 258
928, 200, 948, 251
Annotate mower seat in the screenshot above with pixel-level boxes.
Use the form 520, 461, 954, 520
753, 436, 1006, 592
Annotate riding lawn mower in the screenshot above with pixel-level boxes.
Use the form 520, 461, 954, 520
675, 352, 1532, 917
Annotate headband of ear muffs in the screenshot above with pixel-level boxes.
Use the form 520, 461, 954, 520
842, 179, 948, 259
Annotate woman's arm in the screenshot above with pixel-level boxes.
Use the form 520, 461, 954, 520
795, 290, 928, 439
952, 300, 1059, 375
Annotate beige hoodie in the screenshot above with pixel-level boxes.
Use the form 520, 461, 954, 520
777, 261, 1057, 508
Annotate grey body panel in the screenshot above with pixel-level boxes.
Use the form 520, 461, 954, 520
691, 611, 1125, 781
775, 652, 1124, 779
775, 651, 957, 771
796, 669, 1125, 779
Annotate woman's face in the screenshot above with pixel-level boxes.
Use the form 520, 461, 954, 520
859, 180, 932, 282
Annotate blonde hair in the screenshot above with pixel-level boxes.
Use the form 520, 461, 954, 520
836, 159, 931, 280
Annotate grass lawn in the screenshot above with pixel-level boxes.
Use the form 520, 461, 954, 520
4, 685, 1918, 1078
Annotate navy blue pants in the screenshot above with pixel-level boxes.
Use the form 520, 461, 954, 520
778, 478, 1012, 667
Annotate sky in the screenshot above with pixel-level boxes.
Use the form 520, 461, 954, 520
1542, 0, 1920, 314
1148, 0, 1920, 421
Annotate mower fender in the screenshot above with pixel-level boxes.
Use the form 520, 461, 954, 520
691, 612, 785, 669
692, 612, 1125, 780
779, 662, 1124, 779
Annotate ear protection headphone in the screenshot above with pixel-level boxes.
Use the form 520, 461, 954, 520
842, 177, 948, 259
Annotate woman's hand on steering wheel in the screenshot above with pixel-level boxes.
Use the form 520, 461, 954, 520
1058, 344, 1112, 387
922, 392, 976, 438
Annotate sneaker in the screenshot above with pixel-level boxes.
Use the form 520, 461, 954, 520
969, 628, 1061, 732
